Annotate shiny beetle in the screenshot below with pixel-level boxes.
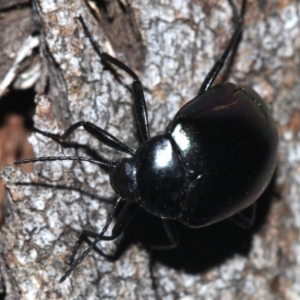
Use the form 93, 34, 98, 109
15, 0, 278, 282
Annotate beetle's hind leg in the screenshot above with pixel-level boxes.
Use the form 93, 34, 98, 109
230, 203, 256, 229
151, 219, 179, 250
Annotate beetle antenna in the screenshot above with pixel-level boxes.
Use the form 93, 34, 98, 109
14, 156, 115, 169
59, 197, 122, 283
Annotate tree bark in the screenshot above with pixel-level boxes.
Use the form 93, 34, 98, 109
1, 0, 300, 299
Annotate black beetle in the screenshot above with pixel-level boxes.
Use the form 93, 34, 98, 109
15, 0, 278, 282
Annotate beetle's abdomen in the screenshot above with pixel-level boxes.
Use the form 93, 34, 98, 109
166, 83, 278, 227
135, 135, 188, 219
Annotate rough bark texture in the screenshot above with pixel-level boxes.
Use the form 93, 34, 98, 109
0, 0, 300, 299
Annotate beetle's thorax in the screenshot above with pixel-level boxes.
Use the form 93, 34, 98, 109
110, 134, 188, 219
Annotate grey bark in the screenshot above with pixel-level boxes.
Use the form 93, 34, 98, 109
0, 0, 300, 299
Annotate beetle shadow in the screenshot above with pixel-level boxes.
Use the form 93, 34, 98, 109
117, 173, 277, 274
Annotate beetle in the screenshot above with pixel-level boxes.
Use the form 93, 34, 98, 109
15, 0, 278, 282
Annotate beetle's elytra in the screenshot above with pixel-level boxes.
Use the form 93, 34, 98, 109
116, 83, 277, 228
15, 0, 278, 282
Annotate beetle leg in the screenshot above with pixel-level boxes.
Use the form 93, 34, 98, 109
59, 197, 122, 282
68, 202, 137, 264
229, 202, 256, 229
15, 121, 136, 165
77, 15, 150, 142
33, 123, 135, 155
38, 121, 135, 156
29, 127, 111, 164
67, 230, 114, 263
62, 121, 135, 155
151, 219, 179, 250
198, 0, 246, 94
70, 230, 126, 262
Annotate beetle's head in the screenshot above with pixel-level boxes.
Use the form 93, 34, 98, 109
110, 158, 137, 201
